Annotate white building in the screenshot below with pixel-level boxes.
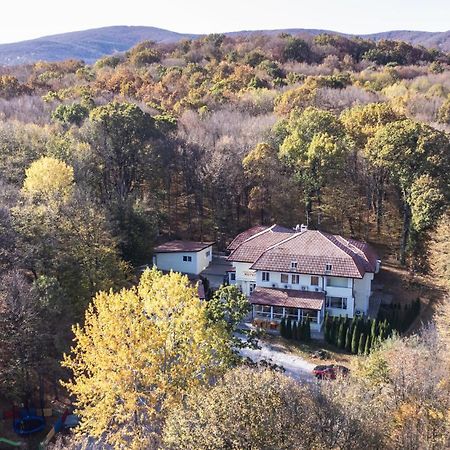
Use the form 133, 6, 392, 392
153, 240, 214, 276
227, 225, 380, 332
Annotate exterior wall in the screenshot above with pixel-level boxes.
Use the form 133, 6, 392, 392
232, 263, 375, 320
354, 272, 374, 316
154, 246, 212, 275
255, 270, 357, 318
256, 270, 324, 292
324, 276, 354, 318
233, 262, 256, 296
196, 246, 213, 274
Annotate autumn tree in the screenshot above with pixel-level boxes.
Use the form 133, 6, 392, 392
51, 103, 89, 126
278, 107, 348, 220
243, 142, 280, 224
87, 101, 158, 204
22, 156, 74, 200
62, 268, 232, 449
163, 367, 316, 450
341, 103, 401, 234
0, 270, 45, 403
15, 158, 125, 314
366, 119, 450, 264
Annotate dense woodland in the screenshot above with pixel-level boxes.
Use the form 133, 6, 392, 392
0, 32, 449, 448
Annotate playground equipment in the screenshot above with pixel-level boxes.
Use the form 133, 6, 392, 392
0, 437, 22, 447
13, 414, 45, 436
39, 409, 79, 449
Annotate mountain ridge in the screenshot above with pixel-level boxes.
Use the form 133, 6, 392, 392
0, 25, 448, 66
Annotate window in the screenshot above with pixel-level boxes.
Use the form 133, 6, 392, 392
300, 308, 318, 323
326, 277, 348, 288
249, 283, 256, 294
325, 263, 332, 272
254, 305, 271, 318
272, 306, 284, 319
206, 250, 211, 257
262, 271, 270, 282
230, 272, 236, 281
280, 273, 289, 284
291, 274, 300, 284
291, 261, 298, 269
285, 307, 298, 320
326, 296, 348, 309
183, 255, 192, 262
311, 276, 319, 286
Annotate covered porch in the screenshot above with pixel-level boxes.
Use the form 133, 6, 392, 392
250, 287, 325, 333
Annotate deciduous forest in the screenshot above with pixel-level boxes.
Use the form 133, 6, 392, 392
0, 32, 449, 449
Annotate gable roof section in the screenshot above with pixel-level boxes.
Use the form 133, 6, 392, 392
153, 240, 214, 253
227, 224, 295, 263
250, 287, 324, 310
227, 225, 269, 251
250, 230, 378, 279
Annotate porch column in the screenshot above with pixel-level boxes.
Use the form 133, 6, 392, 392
317, 310, 320, 324
270, 306, 273, 320
297, 308, 301, 322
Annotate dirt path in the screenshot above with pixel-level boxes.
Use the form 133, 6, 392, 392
240, 339, 316, 382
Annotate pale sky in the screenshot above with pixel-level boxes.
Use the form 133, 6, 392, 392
2, 0, 449, 44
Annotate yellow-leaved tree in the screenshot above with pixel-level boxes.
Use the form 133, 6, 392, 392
62, 268, 232, 449
22, 156, 74, 200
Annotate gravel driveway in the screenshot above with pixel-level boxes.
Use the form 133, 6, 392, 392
240, 338, 316, 382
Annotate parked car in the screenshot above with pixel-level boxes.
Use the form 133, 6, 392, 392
313, 364, 350, 380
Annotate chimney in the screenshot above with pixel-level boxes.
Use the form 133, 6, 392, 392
300, 224, 308, 232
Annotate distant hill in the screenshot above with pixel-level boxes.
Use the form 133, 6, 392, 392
0, 25, 448, 66
0, 26, 198, 66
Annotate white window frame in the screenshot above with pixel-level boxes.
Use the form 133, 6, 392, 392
262, 271, 270, 282
280, 273, 289, 284
291, 274, 300, 284
326, 296, 348, 309
183, 255, 192, 262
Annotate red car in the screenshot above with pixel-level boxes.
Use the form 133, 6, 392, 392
313, 364, 350, 380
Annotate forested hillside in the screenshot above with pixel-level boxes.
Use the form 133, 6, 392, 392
0, 25, 449, 65
0, 32, 449, 448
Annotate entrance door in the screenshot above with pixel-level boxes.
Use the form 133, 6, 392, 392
249, 283, 256, 294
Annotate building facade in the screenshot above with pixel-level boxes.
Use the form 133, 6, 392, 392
153, 240, 214, 276
227, 225, 380, 332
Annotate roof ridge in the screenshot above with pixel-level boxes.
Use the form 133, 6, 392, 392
320, 232, 365, 277
237, 224, 275, 245
318, 231, 355, 258
227, 224, 275, 259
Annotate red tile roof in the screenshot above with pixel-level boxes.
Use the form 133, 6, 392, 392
153, 240, 214, 253
227, 225, 295, 263
250, 287, 324, 310
249, 230, 378, 278
227, 225, 269, 251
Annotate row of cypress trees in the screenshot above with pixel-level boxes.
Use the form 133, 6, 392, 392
280, 317, 311, 342
323, 313, 392, 355
378, 299, 421, 333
